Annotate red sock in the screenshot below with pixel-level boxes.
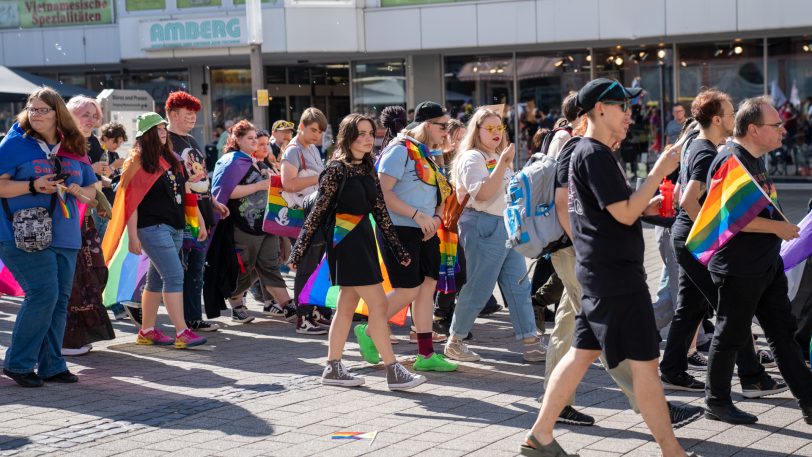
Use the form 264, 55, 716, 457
417, 332, 434, 357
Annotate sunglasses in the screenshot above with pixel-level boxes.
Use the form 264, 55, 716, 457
274, 122, 295, 131
430, 121, 448, 131
601, 99, 630, 113
482, 124, 506, 135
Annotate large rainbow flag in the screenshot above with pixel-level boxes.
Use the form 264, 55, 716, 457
686, 153, 775, 265
103, 228, 150, 306
298, 215, 409, 326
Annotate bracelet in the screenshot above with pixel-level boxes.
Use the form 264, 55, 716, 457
411, 209, 419, 219
432, 215, 442, 221
28, 178, 38, 195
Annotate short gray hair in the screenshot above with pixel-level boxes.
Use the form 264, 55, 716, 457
734, 96, 770, 138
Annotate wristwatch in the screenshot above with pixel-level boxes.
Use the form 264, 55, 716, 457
28, 178, 38, 195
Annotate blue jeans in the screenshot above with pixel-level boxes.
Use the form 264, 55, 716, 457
450, 210, 538, 340
137, 224, 183, 294
182, 246, 207, 322
0, 242, 78, 377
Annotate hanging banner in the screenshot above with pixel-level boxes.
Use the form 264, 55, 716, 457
0, 0, 113, 29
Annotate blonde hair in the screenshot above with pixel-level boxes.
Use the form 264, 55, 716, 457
451, 108, 507, 184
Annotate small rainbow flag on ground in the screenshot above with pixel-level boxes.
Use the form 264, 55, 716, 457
686, 153, 777, 265
330, 431, 378, 445
263, 176, 305, 238
436, 224, 460, 293
298, 215, 408, 326
333, 213, 363, 246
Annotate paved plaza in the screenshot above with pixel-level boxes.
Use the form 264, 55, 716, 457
0, 189, 810, 457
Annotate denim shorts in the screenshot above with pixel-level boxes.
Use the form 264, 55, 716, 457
137, 224, 184, 294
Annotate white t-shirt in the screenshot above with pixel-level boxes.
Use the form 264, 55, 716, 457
455, 149, 513, 217
548, 129, 573, 159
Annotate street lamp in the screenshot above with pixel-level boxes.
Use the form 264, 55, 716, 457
246, 0, 266, 130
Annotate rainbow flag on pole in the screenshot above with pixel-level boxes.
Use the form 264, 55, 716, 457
330, 431, 378, 445
686, 154, 776, 266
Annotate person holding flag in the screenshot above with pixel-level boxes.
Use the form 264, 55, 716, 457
101, 112, 208, 349
687, 96, 812, 425
289, 113, 426, 391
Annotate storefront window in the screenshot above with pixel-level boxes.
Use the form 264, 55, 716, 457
126, 0, 166, 11
766, 37, 812, 178
211, 68, 251, 127
352, 60, 405, 118
679, 39, 765, 105
444, 54, 516, 155
124, 70, 190, 117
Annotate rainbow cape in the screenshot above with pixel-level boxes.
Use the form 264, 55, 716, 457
299, 215, 409, 326
101, 154, 171, 306
184, 192, 200, 239
685, 153, 774, 266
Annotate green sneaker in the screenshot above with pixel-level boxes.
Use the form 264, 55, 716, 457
414, 353, 458, 372
354, 324, 380, 364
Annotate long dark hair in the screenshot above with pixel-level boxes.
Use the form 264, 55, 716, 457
135, 126, 180, 174
332, 114, 376, 171
379, 105, 407, 150
18, 87, 87, 155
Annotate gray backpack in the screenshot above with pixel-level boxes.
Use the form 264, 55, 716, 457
503, 152, 568, 258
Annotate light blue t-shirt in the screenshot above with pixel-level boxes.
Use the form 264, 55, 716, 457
0, 125, 97, 250
378, 142, 439, 228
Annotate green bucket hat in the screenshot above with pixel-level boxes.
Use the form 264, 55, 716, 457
135, 112, 167, 138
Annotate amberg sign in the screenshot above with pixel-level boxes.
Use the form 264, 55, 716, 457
141, 16, 246, 50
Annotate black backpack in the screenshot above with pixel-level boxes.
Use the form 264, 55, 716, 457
538, 125, 574, 156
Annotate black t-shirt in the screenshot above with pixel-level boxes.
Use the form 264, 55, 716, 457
137, 166, 186, 230
170, 131, 215, 229
270, 142, 282, 160
706, 142, 782, 277
568, 137, 647, 297
554, 137, 581, 188
87, 135, 104, 163
671, 138, 717, 241
228, 162, 269, 236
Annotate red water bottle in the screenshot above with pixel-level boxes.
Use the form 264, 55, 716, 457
659, 179, 675, 218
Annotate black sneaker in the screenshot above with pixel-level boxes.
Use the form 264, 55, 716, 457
757, 349, 777, 368
556, 406, 595, 426
231, 306, 255, 324
478, 301, 503, 317
741, 377, 788, 399
687, 351, 708, 371
122, 301, 142, 328
668, 402, 704, 428
296, 316, 327, 335
312, 308, 331, 327
282, 300, 298, 322
263, 301, 296, 322
187, 320, 220, 332
661, 372, 705, 391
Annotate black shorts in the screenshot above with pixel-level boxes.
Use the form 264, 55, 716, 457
573, 289, 660, 369
380, 226, 440, 289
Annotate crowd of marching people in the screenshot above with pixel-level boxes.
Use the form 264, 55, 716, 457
0, 79, 811, 457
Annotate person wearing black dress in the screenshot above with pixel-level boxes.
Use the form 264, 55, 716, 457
289, 113, 426, 391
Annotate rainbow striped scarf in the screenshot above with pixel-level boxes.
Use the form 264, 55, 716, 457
686, 151, 775, 265
436, 224, 460, 293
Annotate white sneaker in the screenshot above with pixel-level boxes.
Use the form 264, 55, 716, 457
444, 339, 480, 362
62, 344, 92, 356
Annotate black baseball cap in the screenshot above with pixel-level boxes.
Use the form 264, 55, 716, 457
406, 101, 447, 129
577, 78, 642, 115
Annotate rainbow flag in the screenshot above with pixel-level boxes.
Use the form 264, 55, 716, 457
184, 193, 199, 239
436, 224, 460, 293
686, 154, 774, 266
333, 213, 363, 246
262, 176, 305, 238
56, 185, 71, 219
331, 431, 378, 444
102, 228, 150, 307
298, 215, 408, 326
485, 158, 497, 173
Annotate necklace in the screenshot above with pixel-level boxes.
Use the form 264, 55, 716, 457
171, 131, 194, 152
167, 169, 182, 204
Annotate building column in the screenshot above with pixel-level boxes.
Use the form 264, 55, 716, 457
408, 54, 443, 108
188, 65, 210, 146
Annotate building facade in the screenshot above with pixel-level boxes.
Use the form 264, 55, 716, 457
2, 0, 811, 175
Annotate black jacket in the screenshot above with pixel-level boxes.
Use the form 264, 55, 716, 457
203, 217, 238, 318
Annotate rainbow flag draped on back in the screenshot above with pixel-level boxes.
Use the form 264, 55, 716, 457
686, 154, 773, 266
298, 215, 409, 326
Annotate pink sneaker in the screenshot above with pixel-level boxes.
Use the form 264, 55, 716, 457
174, 329, 207, 349
136, 328, 174, 346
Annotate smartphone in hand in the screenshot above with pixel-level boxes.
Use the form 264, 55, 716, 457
52, 173, 70, 182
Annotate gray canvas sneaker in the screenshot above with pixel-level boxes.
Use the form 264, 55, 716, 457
321, 360, 365, 387
444, 339, 481, 362
386, 362, 427, 391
